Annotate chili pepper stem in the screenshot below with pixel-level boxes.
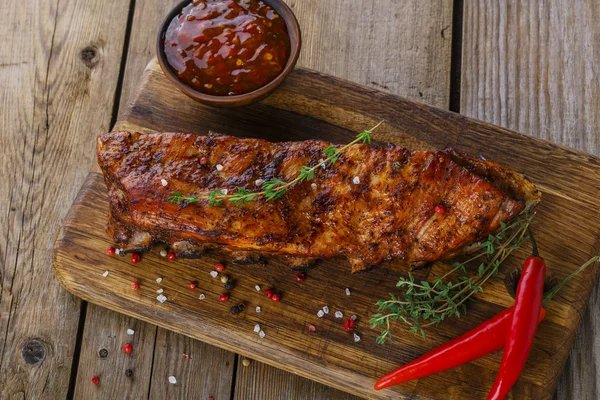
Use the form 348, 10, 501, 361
527, 226, 539, 257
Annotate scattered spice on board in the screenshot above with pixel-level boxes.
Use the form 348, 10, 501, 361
345, 288, 351, 296
322, 306, 329, 314
106, 247, 115, 255
125, 369, 133, 377
210, 270, 219, 278
102, 271, 109, 277
160, 249, 168, 257
242, 358, 251, 367
127, 329, 135, 335
168, 376, 177, 384
317, 310, 324, 318
183, 353, 190, 360
259, 330, 266, 338
308, 325, 317, 333
157, 288, 164, 294
335, 311, 343, 319
122, 343, 133, 354
255, 306, 261, 313
254, 324, 261, 333
353, 333, 361, 342
157, 294, 167, 303
199, 293, 206, 300
91, 376, 100, 385
255, 285, 261, 291
156, 277, 163, 283
131, 281, 139, 290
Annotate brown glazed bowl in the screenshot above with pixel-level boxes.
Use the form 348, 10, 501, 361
156, 0, 301, 108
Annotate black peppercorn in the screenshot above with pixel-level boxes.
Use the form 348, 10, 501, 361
224, 281, 235, 290
237, 302, 246, 311
125, 369, 133, 377
230, 305, 240, 315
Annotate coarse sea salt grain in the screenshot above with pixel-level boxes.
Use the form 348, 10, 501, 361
256, 306, 261, 313
311, 183, 317, 190
216, 164, 224, 171
259, 330, 266, 338
156, 277, 163, 283
157, 288, 164, 294
353, 333, 361, 342
345, 288, 351, 295
102, 271, 109, 277
353, 176, 360, 184
210, 270, 219, 278
317, 310, 324, 318
322, 306, 329, 314
254, 324, 261, 333
157, 294, 167, 303
335, 311, 343, 319
115, 248, 121, 255
255, 285, 261, 291
222, 188, 228, 195
161, 179, 168, 186
351, 315, 357, 320
199, 293, 206, 300
127, 329, 135, 335
255, 178, 264, 186
168, 376, 177, 384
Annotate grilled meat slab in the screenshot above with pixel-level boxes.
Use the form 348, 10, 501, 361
97, 132, 540, 272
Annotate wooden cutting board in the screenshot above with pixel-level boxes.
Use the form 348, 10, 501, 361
53, 59, 600, 399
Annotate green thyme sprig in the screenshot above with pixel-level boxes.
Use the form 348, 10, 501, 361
370, 213, 534, 343
167, 121, 383, 206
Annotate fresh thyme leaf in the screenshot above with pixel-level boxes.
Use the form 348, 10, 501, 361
208, 190, 225, 206
324, 146, 340, 164
356, 130, 371, 144
168, 191, 199, 204
229, 187, 256, 204
298, 166, 315, 182
262, 178, 285, 191
371, 213, 534, 343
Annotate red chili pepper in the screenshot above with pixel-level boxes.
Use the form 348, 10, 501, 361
374, 306, 546, 390
487, 232, 546, 400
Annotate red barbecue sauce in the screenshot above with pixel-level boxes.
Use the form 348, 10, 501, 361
164, 0, 290, 96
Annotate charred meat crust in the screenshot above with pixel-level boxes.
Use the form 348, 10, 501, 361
97, 132, 541, 273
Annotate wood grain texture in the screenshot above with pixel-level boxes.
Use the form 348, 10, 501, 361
73, 307, 157, 399
53, 61, 600, 399
0, 0, 130, 397
290, 0, 454, 108
149, 328, 235, 399
460, 1, 600, 399
109, 1, 455, 398
233, 358, 362, 400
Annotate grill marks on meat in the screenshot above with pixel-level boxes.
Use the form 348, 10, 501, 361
97, 132, 540, 272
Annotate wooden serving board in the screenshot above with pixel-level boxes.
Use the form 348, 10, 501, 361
53, 59, 600, 399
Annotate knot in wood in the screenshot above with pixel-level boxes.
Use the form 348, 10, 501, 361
98, 348, 108, 359
80, 46, 99, 67
21, 339, 46, 365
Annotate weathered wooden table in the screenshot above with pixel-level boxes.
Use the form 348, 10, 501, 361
1, 1, 598, 398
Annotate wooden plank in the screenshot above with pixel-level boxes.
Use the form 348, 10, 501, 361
234, 359, 362, 400
53, 61, 600, 399
291, 0, 454, 108
73, 308, 157, 399
148, 328, 235, 399
0, 0, 130, 397
460, 1, 600, 398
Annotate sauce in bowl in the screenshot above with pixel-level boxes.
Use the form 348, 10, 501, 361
163, 0, 291, 96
